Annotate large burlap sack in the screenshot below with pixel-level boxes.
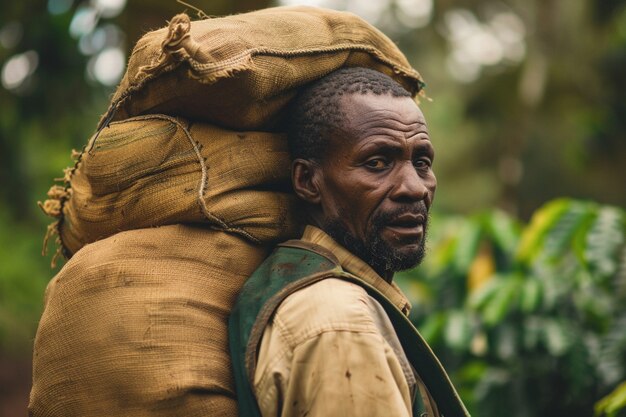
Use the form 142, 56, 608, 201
100, 6, 425, 131
39, 6, 425, 260
40, 114, 300, 258
32, 6, 425, 417
30, 224, 268, 417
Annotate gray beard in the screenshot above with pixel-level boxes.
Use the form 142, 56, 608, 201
322, 205, 428, 277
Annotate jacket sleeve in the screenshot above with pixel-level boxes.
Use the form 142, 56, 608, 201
253, 279, 414, 417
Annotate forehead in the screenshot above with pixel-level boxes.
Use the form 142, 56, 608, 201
340, 91, 420, 114
329, 93, 428, 147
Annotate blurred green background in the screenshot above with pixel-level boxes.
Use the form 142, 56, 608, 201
1, 0, 625, 416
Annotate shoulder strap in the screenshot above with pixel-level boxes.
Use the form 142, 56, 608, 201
229, 242, 340, 417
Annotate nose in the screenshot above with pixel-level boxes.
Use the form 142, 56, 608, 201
389, 161, 430, 202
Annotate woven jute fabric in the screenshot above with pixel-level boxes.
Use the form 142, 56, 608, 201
32, 6, 424, 416
42, 114, 301, 257
30, 224, 269, 417
101, 5, 424, 131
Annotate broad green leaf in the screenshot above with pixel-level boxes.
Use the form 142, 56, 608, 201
595, 381, 626, 417
427, 235, 458, 276
572, 207, 599, 267
585, 206, 625, 280
481, 277, 520, 326
453, 220, 482, 273
517, 198, 570, 263
542, 201, 593, 263
486, 210, 521, 255
520, 277, 542, 313
468, 276, 505, 310
458, 360, 488, 383
418, 312, 446, 344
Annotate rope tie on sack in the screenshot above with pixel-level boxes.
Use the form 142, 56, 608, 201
38, 147, 82, 266
137, 13, 208, 78
37, 185, 70, 218
41, 222, 63, 268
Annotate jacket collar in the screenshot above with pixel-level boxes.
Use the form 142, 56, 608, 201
301, 225, 412, 315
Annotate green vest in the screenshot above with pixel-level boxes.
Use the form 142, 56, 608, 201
229, 239, 470, 417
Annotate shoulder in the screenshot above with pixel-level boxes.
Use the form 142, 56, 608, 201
271, 278, 380, 347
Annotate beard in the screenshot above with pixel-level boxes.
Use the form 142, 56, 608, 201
323, 203, 429, 277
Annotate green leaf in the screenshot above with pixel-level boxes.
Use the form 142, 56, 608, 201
418, 312, 446, 344
481, 277, 520, 326
486, 210, 521, 255
585, 206, 625, 280
542, 318, 572, 356
458, 360, 488, 383
595, 381, 626, 417
616, 245, 626, 298
520, 277, 542, 313
453, 220, 482, 273
572, 207, 598, 267
542, 201, 593, 263
517, 198, 570, 263
468, 276, 505, 310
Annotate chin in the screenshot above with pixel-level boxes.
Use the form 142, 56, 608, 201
370, 239, 426, 274
323, 217, 427, 274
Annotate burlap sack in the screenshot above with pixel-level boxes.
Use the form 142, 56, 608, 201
40, 114, 300, 257
39, 6, 425, 260
30, 224, 267, 417
32, 6, 425, 417
101, 6, 424, 131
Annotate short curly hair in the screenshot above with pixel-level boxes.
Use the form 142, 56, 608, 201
286, 67, 412, 161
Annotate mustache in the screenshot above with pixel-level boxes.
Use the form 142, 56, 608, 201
372, 202, 429, 225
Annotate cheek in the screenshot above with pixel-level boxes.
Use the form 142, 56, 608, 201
345, 185, 386, 235
328, 176, 381, 236
424, 171, 437, 207
427, 174, 437, 204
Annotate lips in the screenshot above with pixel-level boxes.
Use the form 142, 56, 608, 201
388, 213, 425, 227
383, 212, 425, 240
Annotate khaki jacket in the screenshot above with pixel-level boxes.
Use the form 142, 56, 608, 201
254, 226, 440, 417
229, 226, 470, 417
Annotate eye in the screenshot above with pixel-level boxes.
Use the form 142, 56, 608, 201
414, 158, 432, 170
364, 157, 390, 170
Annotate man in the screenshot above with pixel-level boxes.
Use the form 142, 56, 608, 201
229, 67, 469, 417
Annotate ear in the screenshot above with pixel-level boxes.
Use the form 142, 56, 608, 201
292, 158, 322, 205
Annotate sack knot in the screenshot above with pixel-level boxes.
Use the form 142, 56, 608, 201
137, 13, 206, 78
38, 199, 62, 218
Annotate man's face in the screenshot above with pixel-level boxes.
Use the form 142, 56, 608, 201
316, 93, 436, 277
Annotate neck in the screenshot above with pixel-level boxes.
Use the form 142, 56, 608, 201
305, 208, 326, 231
381, 269, 394, 283
307, 209, 395, 283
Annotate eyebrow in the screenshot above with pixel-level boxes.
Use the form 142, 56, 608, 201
357, 137, 434, 156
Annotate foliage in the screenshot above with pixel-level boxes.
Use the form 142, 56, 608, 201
398, 199, 626, 417
596, 382, 626, 417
